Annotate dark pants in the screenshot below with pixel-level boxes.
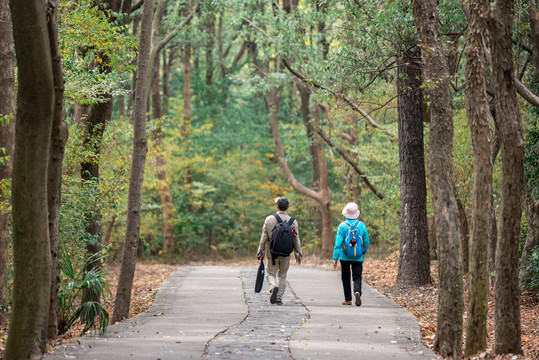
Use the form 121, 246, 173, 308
340, 260, 363, 301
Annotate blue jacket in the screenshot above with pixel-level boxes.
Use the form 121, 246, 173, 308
333, 218, 370, 262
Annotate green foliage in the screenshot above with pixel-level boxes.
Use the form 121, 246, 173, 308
520, 248, 539, 297
58, 0, 137, 105
57, 244, 110, 335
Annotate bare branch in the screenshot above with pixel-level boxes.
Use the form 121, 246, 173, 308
282, 59, 395, 138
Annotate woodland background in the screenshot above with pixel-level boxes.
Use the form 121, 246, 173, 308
0, 0, 538, 359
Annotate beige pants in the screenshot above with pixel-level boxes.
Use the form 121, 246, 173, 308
266, 255, 290, 300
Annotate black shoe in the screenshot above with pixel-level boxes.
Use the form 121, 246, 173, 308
275, 299, 283, 305
270, 287, 279, 304
354, 292, 362, 306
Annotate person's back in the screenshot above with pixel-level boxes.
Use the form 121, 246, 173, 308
257, 197, 302, 305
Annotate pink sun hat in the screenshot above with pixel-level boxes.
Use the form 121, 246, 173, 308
342, 202, 360, 219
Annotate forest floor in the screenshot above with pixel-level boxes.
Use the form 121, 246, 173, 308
0, 254, 537, 359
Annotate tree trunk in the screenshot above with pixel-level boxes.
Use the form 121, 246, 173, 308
486, 0, 525, 354
182, 43, 192, 138
527, 0, 539, 82
410, 0, 463, 357
488, 69, 500, 288
428, 216, 437, 260
0, 0, 15, 328
521, 184, 539, 272
462, 0, 494, 353
312, 105, 333, 255
74, 103, 89, 125
45, 0, 69, 340
151, 44, 174, 255
4, 0, 54, 356
395, 40, 432, 288
81, 100, 112, 302
267, 88, 333, 254
297, 83, 321, 190
456, 195, 470, 274
112, 0, 154, 324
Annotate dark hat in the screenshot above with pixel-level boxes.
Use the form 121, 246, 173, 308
275, 197, 289, 211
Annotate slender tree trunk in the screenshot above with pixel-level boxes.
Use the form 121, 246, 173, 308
410, 0, 463, 357
112, 0, 154, 323
462, 0, 494, 353
81, 100, 112, 303
81, 1, 121, 299
297, 83, 321, 190
521, 184, 539, 271
396, 40, 431, 288
205, 9, 215, 98
150, 43, 174, 254
45, 0, 68, 340
182, 43, 192, 138
0, 0, 15, 328
4, 0, 54, 356
487, 68, 500, 288
487, 0, 525, 354
527, 0, 539, 82
312, 105, 333, 254
267, 88, 333, 254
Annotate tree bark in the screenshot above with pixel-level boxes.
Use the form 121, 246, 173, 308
527, 0, 539, 82
297, 83, 322, 190
81, 100, 112, 303
182, 43, 192, 138
4, 0, 54, 356
487, 0, 525, 354
456, 195, 470, 274
410, 0, 463, 357
45, 0, 69, 340
112, 0, 154, 323
521, 183, 539, 274
267, 87, 333, 254
0, 0, 15, 328
462, 0, 494, 353
150, 34, 174, 254
395, 41, 432, 288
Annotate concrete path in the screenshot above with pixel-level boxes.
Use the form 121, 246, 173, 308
46, 265, 439, 360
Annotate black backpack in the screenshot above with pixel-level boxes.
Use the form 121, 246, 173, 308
269, 214, 296, 263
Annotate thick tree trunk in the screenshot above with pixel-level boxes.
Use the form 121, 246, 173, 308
4, 0, 54, 356
487, 0, 525, 354
410, 0, 463, 357
112, 0, 154, 323
463, 0, 494, 354
45, 0, 68, 340
0, 0, 15, 328
395, 41, 431, 288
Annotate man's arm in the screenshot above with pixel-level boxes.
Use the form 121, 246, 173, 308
292, 220, 302, 263
257, 217, 270, 259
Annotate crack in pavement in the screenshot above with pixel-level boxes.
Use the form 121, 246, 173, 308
204, 267, 310, 359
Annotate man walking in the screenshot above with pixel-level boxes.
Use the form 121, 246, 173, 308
257, 197, 302, 305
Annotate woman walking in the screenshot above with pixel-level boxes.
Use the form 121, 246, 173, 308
333, 202, 370, 306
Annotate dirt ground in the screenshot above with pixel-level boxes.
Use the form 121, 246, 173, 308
0, 256, 537, 359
